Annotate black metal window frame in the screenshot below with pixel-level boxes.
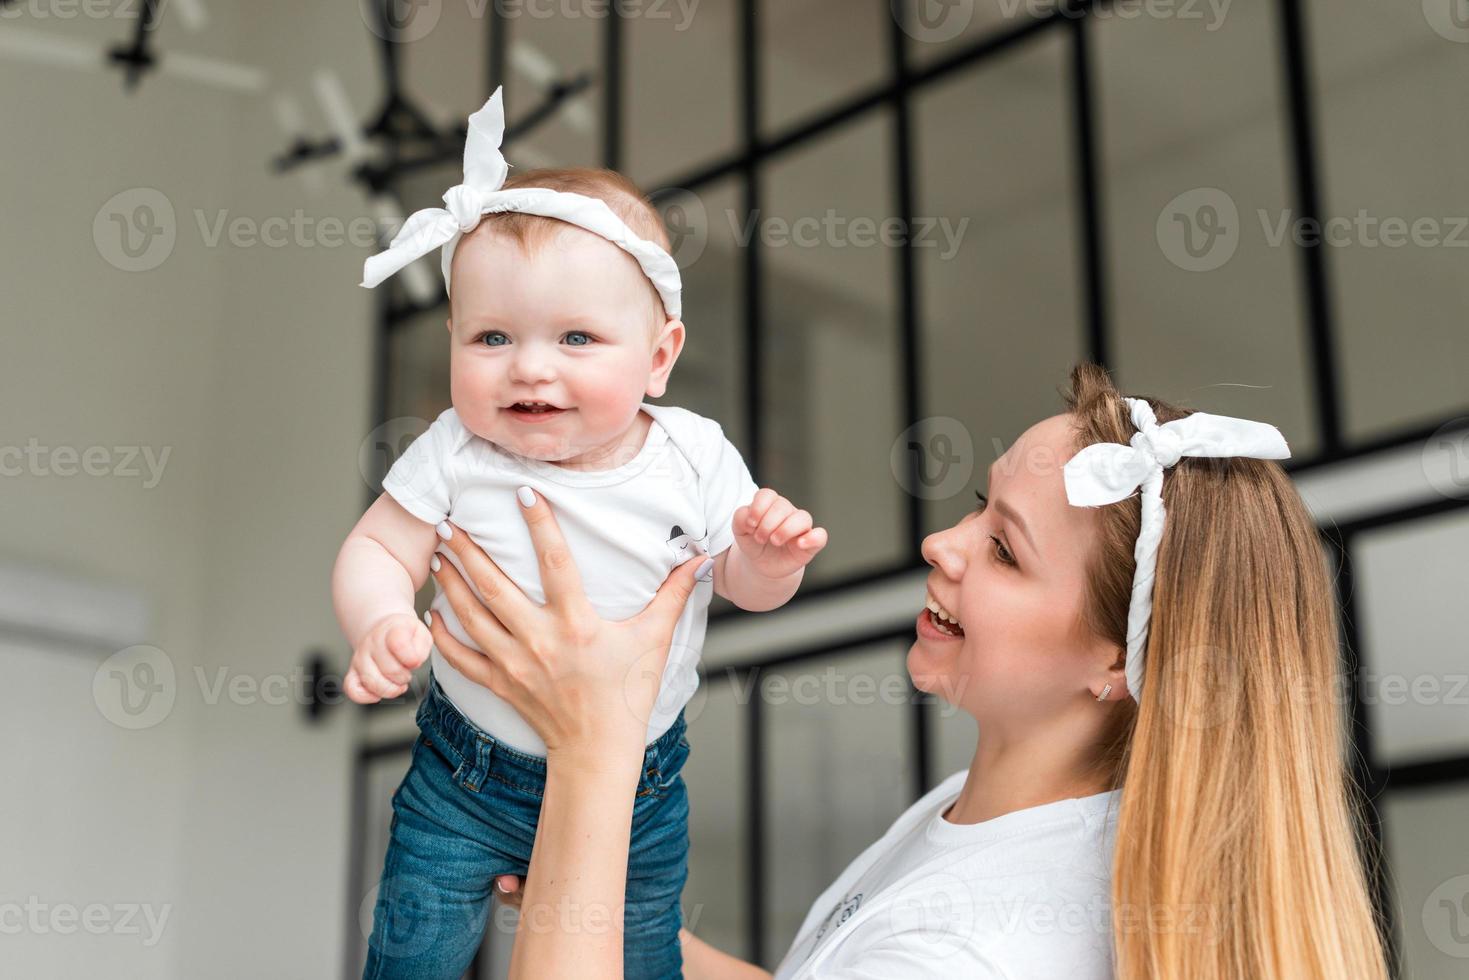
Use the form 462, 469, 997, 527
347, 2, 1469, 975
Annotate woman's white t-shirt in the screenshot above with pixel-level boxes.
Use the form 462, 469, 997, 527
772, 771, 1122, 979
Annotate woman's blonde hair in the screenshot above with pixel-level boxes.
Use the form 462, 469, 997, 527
1061, 362, 1390, 979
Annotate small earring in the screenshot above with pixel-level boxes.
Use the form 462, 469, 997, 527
1095, 683, 1112, 702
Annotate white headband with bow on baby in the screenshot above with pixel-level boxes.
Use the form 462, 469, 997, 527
359, 86, 683, 319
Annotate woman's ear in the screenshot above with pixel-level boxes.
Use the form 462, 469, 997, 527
1108, 648, 1131, 701
645, 318, 685, 399
1093, 642, 1130, 702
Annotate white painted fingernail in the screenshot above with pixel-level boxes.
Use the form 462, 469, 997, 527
516, 485, 536, 508
435, 521, 452, 540
424, 610, 433, 627
696, 558, 715, 582
430, 554, 441, 572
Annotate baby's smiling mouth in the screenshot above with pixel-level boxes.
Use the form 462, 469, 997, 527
506, 400, 567, 416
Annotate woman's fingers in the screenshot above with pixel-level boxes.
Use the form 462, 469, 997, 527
514, 487, 593, 618
493, 875, 523, 908
433, 521, 532, 636
635, 554, 708, 650
425, 610, 510, 699
432, 543, 517, 651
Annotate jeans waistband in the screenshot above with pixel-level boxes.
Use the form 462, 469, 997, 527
416, 671, 688, 797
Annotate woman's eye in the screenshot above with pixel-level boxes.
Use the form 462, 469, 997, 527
974, 493, 1016, 567
477, 331, 508, 347
564, 331, 593, 346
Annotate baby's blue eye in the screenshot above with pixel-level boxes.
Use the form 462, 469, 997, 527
479, 331, 508, 347
565, 331, 592, 346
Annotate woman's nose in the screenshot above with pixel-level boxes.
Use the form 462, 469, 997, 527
921, 525, 965, 578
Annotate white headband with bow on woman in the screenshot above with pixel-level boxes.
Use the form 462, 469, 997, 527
1063, 398, 1291, 701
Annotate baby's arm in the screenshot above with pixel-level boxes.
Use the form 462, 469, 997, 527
331, 492, 441, 702
714, 545, 802, 612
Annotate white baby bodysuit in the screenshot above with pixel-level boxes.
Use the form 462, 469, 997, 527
381, 401, 759, 756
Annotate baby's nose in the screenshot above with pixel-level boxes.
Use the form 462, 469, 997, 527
508, 349, 556, 382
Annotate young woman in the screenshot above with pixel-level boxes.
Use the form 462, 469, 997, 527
413, 362, 1390, 978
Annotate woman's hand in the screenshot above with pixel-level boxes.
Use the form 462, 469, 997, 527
424, 486, 713, 765
424, 487, 713, 978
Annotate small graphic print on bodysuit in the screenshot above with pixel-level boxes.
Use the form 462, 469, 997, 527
814, 893, 863, 942
666, 524, 709, 563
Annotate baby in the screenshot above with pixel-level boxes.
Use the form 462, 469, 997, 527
331, 89, 826, 980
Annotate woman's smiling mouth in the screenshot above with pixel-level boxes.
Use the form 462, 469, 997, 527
920, 590, 965, 638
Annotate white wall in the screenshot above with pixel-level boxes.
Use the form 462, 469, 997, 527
1, 2, 385, 975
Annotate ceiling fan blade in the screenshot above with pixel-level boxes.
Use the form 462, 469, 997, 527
160, 50, 266, 93
313, 68, 369, 166
169, 0, 210, 32
508, 40, 591, 134
508, 40, 556, 87
0, 26, 106, 73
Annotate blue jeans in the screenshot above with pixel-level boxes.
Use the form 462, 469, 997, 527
363, 673, 691, 980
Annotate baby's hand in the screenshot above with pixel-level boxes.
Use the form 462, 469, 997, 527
731, 488, 828, 580
344, 612, 432, 704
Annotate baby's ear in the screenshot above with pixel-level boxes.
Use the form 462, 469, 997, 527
444, 317, 453, 333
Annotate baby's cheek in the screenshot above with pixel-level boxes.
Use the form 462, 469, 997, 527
574, 363, 646, 419
449, 360, 502, 411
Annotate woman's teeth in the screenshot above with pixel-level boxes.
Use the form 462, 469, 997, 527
925, 593, 965, 636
